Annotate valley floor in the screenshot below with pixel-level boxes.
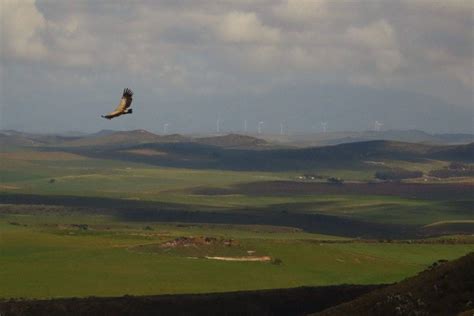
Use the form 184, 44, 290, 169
1, 210, 473, 299
0, 143, 473, 300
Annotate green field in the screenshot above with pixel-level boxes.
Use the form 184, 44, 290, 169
1, 150, 472, 226
1, 213, 473, 299
1, 147, 473, 299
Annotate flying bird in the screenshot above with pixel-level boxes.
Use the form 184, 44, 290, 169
101, 88, 134, 120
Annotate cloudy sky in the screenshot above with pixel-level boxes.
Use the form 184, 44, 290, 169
1, 0, 473, 134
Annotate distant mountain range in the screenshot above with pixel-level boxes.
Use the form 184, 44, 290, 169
1, 129, 472, 150
7, 129, 465, 171
0, 129, 273, 150
263, 129, 473, 147
1, 130, 473, 171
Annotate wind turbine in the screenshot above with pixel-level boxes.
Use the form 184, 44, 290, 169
321, 122, 328, 133
257, 121, 264, 135
216, 118, 221, 134
163, 123, 169, 134
374, 120, 383, 132
244, 119, 248, 133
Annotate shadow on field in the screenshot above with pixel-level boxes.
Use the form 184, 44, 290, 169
116, 207, 418, 239
193, 180, 474, 200
0, 285, 382, 316
0, 193, 419, 239
53, 139, 474, 172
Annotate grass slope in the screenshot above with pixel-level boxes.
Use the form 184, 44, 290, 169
0, 215, 473, 299
315, 252, 474, 316
1, 148, 472, 230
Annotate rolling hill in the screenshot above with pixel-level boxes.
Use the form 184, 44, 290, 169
0, 285, 380, 316
0, 131, 80, 148
2, 129, 473, 171
63, 139, 473, 171
59, 130, 191, 148
2, 128, 472, 149
263, 130, 473, 147
60, 131, 272, 150
194, 134, 270, 149
315, 252, 474, 316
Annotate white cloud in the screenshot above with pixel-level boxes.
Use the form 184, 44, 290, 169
346, 20, 402, 73
426, 49, 473, 89
1, 0, 48, 60
401, 0, 473, 15
273, 0, 328, 23
347, 20, 397, 50
217, 11, 280, 44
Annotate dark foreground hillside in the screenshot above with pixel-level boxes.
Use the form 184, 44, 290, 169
315, 252, 474, 316
0, 285, 379, 316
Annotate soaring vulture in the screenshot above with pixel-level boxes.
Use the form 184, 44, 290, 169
101, 88, 134, 119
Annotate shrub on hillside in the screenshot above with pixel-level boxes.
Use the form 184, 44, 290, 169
272, 258, 283, 265
448, 162, 469, 170
429, 164, 474, 178
374, 169, 423, 181
327, 177, 344, 185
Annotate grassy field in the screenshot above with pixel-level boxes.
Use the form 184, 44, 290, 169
1, 213, 473, 299
0, 150, 284, 195
1, 147, 473, 299
1, 150, 472, 227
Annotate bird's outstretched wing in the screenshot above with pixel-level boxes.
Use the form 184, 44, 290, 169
114, 88, 133, 112
102, 88, 134, 119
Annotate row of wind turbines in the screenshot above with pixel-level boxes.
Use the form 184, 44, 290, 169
218, 119, 272, 135
160, 120, 384, 135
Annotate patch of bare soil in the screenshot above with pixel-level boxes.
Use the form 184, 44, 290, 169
0, 151, 85, 161
420, 221, 474, 236
120, 149, 167, 156
204, 256, 271, 262
132, 236, 271, 260
0, 185, 19, 190
160, 236, 239, 248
